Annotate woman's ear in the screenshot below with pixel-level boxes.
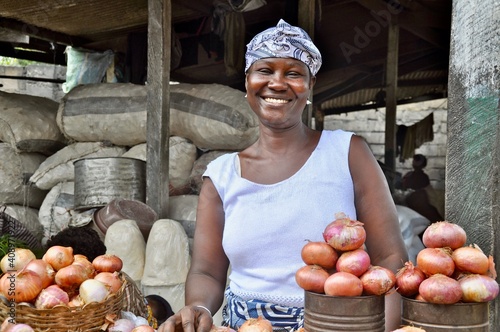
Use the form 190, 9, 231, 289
310, 76, 317, 88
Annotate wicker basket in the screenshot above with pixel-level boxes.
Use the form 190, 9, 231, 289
0, 274, 126, 331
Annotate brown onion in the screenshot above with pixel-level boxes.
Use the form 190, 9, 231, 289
458, 274, 499, 302
131, 325, 156, 332
418, 274, 462, 304
0, 269, 43, 303
395, 261, 426, 297
238, 317, 273, 332
392, 326, 427, 332
416, 247, 455, 277
452, 245, 489, 275
360, 265, 396, 296
295, 265, 329, 293
55, 264, 89, 291
94, 271, 123, 293
72, 255, 96, 279
323, 213, 366, 252
34, 284, 69, 309
0, 248, 36, 273
301, 240, 338, 269
324, 271, 363, 296
24, 259, 56, 289
336, 248, 371, 277
43, 246, 74, 271
422, 221, 466, 249
92, 254, 123, 273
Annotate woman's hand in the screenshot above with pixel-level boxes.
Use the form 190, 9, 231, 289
157, 305, 213, 332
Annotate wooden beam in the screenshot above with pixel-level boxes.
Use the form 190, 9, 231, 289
146, 0, 172, 218
298, 0, 315, 127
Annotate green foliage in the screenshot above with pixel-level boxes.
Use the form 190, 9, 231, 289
0, 56, 37, 66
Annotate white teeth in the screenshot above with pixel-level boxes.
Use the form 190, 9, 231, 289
264, 97, 288, 104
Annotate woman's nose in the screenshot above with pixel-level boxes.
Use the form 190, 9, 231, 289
267, 73, 287, 90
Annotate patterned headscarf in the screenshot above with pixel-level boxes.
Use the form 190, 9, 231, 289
244, 19, 322, 76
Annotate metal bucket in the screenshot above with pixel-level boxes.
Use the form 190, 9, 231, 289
401, 297, 489, 332
304, 291, 385, 332
74, 157, 146, 210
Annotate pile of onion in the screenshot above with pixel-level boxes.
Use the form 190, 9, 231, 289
0, 246, 125, 310
395, 221, 499, 304
296, 213, 396, 297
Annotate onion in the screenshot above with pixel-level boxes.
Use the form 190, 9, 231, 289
108, 319, 136, 332
416, 247, 455, 277
422, 221, 467, 249
418, 274, 462, 304
452, 244, 489, 275
324, 271, 363, 296
34, 284, 69, 309
79, 279, 109, 304
238, 317, 273, 332
360, 265, 396, 296
488, 255, 497, 279
94, 271, 123, 293
414, 293, 426, 301
55, 264, 89, 291
72, 255, 96, 279
322, 213, 366, 252
42, 246, 74, 271
67, 294, 84, 307
211, 325, 238, 332
335, 248, 371, 277
458, 274, 499, 302
0, 269, 43, 303
0, 248, 36, 273
295, 265, 329, 293
395, 261, 426, 297
301, 240, 338, 269
392, 326, 427, 332
92, 254, 123, 273
24, 259, 56, 289
1, 319, 35, 332
131, 326, 155, 332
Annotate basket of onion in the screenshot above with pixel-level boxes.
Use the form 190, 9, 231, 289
0, 246, 126, 332
297, 213, 396, 332
395, 221, 499, 332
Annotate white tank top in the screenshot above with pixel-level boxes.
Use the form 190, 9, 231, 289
203, 129, 355, 307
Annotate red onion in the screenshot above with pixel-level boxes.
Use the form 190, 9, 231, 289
295, 265, 329, 293
360, 265, 396, 296
418, 274, 462, 304
324, 271, 363, 297
108, 319, 136, 332
452, 245, 489, 275
322, 213, 366, 252
335, 248, 371, 277
416, 247, 455, 277
395, 261, 426, 297
422, 221, 466, 249
34, 285, 69, 309
458, 274, 499, 302
301, 241, 338, 269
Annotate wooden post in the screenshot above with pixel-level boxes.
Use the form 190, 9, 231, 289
447, 1, 499, 328
384, 19, 399, 179
146, 0, 171, 218
298, 0, 315, 127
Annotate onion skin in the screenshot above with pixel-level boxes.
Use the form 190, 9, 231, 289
108, 319, 136, 332
452, 245, 489, 275
79, 279, 109, 304
239, 317, 273, 332
418, 274, 463, 304
395, 261, 426, 298
42, 246, 74, 271
336, 248, 371, 277
416, 247, 455, 277
301, 241, 338, 269
322, 213, 366, 252
92, 254, 123, 273
55, 264, 89, 291
360, 265, 396, 296
34, 285, 69, 309
422, 221, 466, 249
458, 274, 499, 302
295, 265, 329, 293
94, 271, 123, 293
324, 271, 363, 297
72, 255, 96, 279
24, 259, 56, 289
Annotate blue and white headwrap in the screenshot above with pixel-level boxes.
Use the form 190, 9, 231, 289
244, 19, 322, 76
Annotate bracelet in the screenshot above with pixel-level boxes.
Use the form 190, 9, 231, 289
195, 305, 212, 316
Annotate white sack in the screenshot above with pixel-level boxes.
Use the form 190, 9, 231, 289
29, 142, 126, 190
0, 143, 48, 208
141, 219, 190, 286
105, 219, 146, 282
189, 150, 229, 194
396, 205, 430, 264
0, 90, 67, 155
168, 195, 198, 238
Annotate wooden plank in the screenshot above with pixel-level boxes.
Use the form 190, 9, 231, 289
298, 0, 315, 127
146, 0, 171, 218
447, 1, 499, 329
384, 19, 399, 178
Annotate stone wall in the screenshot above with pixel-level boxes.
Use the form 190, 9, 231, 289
323, 98, 448, 190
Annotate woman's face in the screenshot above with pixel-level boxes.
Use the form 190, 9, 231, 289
245, 57, 315, 129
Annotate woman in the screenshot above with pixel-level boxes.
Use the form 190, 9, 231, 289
159, 19, 408, 332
